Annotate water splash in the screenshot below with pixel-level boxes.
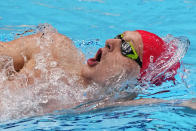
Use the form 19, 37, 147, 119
0, 27, 190, 122
139, 34, 190, 86
0, 24, 90, 121
136, 34, 190, 99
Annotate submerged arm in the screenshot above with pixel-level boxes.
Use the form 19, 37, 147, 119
90, 98, 196, 110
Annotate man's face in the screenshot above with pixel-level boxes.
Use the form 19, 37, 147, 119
81, 31, 143, 86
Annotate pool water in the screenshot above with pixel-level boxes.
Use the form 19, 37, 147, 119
0, 0, 196, 130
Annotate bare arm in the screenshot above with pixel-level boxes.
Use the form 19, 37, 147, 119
0, 41, 25, 71
180, 98, 196, 109
0, 33, 43, 71
87, 98, 196, 111
0, 31, 79, 72
116, 98, 196, 110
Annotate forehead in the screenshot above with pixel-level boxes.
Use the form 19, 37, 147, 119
122, 31, 142, 42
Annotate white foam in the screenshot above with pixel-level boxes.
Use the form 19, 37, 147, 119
0, 27, 190, 121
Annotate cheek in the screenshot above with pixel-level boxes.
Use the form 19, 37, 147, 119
110, 53, 141, 80
126, 61, 141, 79
81, 53, 133, 85
100, 54, 126, 78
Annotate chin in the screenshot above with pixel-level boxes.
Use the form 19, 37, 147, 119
80, 64, 102, 85
81, 64, 90, 79
80, 64, 96, 80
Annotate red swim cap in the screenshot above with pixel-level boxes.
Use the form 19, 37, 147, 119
136, 30, 180, 86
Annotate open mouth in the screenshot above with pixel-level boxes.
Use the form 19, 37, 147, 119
95, 49, 102, 62
87, 48, 102, 67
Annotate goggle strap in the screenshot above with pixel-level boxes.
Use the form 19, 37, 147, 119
128, 41, 142, 67
120, 34, 124, 38
128, 41, 138, 59
135, 57, 142, 68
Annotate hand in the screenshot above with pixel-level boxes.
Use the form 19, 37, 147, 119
180, 98, 196, 110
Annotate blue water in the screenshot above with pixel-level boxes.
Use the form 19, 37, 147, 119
0, 0, 196, 130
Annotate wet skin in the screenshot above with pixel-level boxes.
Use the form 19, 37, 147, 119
0, 28, 195, 114
0, 30, 144, 88
0, 30, 144, 112
81, 31, 143, 87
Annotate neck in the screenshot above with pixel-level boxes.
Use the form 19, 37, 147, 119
76, 72, 93, 89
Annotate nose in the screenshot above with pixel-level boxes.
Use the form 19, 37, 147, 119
105, 39, 121, 51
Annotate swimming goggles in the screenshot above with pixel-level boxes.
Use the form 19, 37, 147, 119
114, 34, 142, 68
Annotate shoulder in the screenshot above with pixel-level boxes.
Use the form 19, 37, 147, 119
50, 32, 73, 46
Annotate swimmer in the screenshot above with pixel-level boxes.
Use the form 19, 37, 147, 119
0, 25, 194, 117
